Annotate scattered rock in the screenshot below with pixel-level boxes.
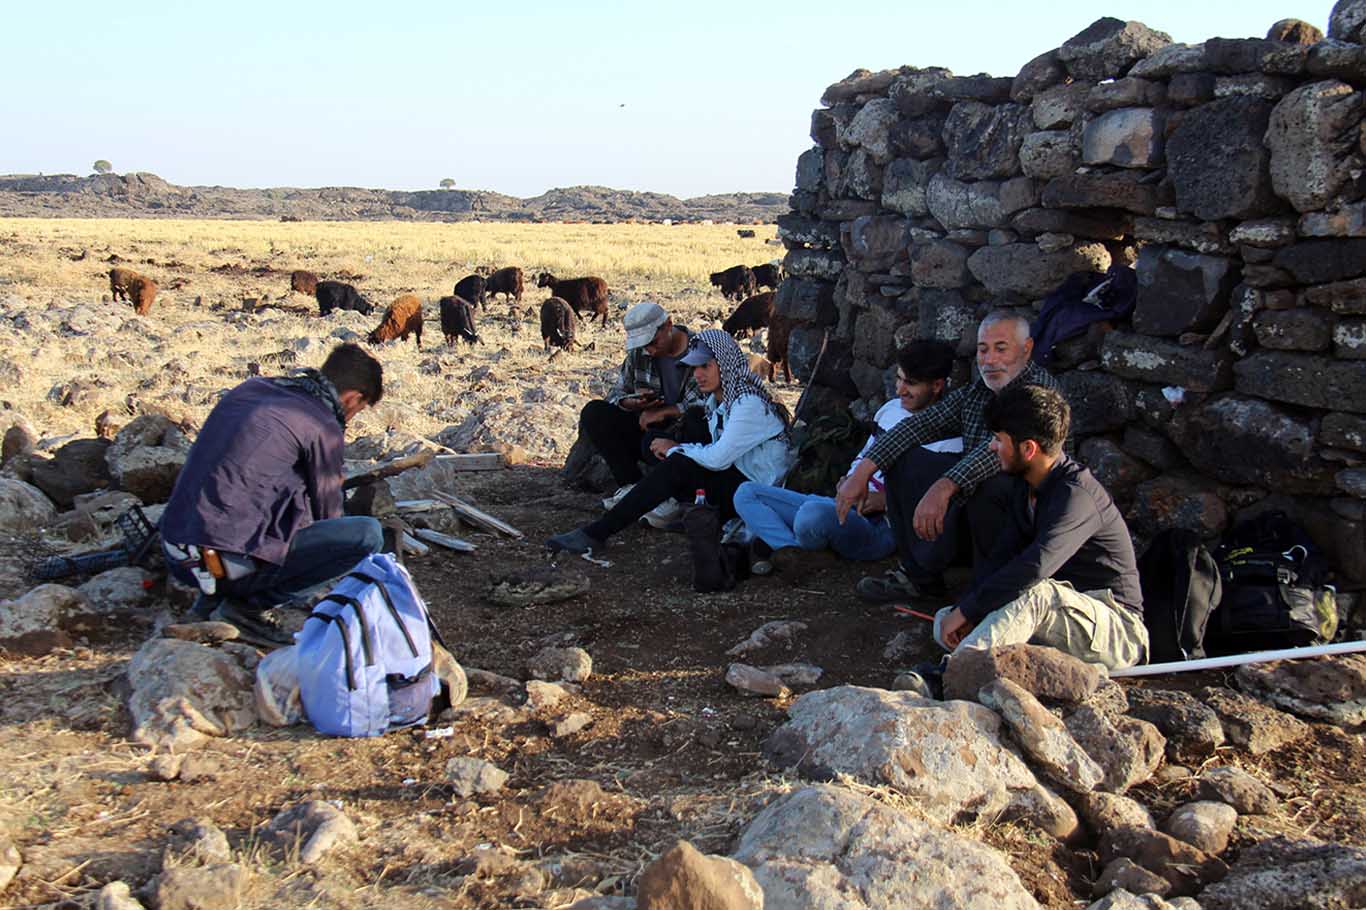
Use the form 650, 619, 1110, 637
1163, 801, 1237, 855
760, 662, 823, 687
265, 800, 358, 864
0, 477, 56, 532
1125, 688, 1225, 759
733, 784, 1042, 910
161, 622, 240, 644
1065, 704, 1161, 793
943, 643, 1103, 703
177, 753, 221, 784
725, 664, 791, 698
1196, 685, 1309, 754
553, 712, 593, 737
1000, 782, 1083, 842
445, 757, 509, 797
525, 679, 568, 711
725, 620, 807, 656
166, 817, 232, 865
1094, 858, 1172, 898
146, 863, 246, 910
763, 686, 1039, 825
0, 584, 91, 653
105, 414, 191, 504
1099, 825, 1228, 896
1235, 654, 1366, 727
980, 677, 1105, 793
637, 840, 763, 910
1196, 766, 1278, 815
30, 437, 112, 509
0, 838, 19, 892
487, 566, 590, 607
149, 754, 183, 782
77, 566, 154, 610
527, 646, 592, 683
96, 881, 146, 910
1199, 836, 1366, 910
1079, 791, 1156, 835
126, 638, 257, 751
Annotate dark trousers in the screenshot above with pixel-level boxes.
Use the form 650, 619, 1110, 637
883, 448, 1018, 584
585, 451, 747, 541
579, 400, 707, 486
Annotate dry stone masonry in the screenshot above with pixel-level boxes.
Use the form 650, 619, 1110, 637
776, 4, 1366, 579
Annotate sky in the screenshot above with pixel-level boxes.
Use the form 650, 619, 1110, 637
1, 0, 1329, 198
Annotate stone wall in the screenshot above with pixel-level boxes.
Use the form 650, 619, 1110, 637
775, 8, 1366, 582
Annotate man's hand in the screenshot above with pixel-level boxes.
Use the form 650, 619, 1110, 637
835, 460, 876, 524
859, 489, 887, 516
913, 477, 959, 541
638, 405, 677, 430
938, 606, 975, 649
619, 396, 649, 412
648, 438, 677, 460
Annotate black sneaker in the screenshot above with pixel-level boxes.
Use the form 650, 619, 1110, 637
209, 601, 295, 649
893, 659, 947, 699
855, 567, 946, 604
545, 528, 606, 556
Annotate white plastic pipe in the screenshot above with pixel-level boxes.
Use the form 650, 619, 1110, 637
1110, 638, 1366, 678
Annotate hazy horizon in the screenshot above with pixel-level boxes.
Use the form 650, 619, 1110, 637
2, 0, 1326, 198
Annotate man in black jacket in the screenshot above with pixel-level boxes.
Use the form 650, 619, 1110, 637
932, 384, 1149, 670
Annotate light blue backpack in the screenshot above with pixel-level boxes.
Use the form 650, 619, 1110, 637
295, 553, 440, 737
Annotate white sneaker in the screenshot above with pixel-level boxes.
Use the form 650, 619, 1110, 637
602, 484, 635, 510
641, 497, 682, 529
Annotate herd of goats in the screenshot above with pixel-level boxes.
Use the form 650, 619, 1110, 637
106, 259, 792, 376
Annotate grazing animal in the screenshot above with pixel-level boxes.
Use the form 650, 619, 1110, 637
540, 296, 577, 351
439, 295, 480, 345
709, 264, 756, 302
109, 266, 140, 300
766, 311, 794, 384
315, 280, 374, 316
746, 352, 774, 381
110, 267, 158, 315
290, 269, 319, 295
453, 274, 488, 310
751, 263, 783, 291
367, 294, 424, 349
536, 273, 610, 325
737, 228, 756, 238
485, 267, 524, 303
722, 291, 775, 339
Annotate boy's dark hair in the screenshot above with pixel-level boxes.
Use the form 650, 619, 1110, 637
321, 343, 384, 404
897, 340, 956, 382
986, 384, 1069, 455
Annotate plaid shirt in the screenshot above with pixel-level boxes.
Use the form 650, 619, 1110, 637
607, 324, 702, 409
864, 360, 1059, 498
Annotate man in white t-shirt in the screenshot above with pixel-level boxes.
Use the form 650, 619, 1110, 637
733, 341, 961, 574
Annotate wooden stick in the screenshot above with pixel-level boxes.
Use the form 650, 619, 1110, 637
433, 452, 506, 471
343, 448, 435, 490
412, 528, 477, 552
399, 532, 431, 556
429, 490, 524, 539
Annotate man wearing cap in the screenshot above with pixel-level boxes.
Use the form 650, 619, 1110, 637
576, 302, 701, 511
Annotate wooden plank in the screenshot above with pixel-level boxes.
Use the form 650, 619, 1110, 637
395, 499, 444, 512
344, 448, 436, 490
412, 528, 477, 552
429, 490, 524, 539
399, 532, 431, 556
433, 453, 505, 471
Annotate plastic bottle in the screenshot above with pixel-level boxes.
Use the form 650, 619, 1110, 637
694, 488, 707, 505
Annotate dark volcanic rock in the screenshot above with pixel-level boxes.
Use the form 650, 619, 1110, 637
1167, 97, 1282, 221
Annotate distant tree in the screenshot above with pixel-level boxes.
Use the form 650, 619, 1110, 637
92, 160, 113, 174
439, 178, 455, 189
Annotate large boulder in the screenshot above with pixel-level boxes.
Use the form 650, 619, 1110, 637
942, 102, 1032, 180
1065, 704, 1164, 794
638, 840, 762, 910
1133, 247, 1237, 337
126, 638, 258, 751
880, 157, 942, 218
943, 643, 1103, 704
30, 438, 112, 509
732, 785, 1041, 910
105, 414, 192, 504
1200, 837, 1366, 910
0, 477, 56, 533
842, 98, 900, 165
0, 584, 90, 654
1181, 395, 1339, 493
841, 214, 910, 272
762, 686, 1039, 824
1235, 653, 1366, 726
1125, 688, 1225, 759
967, 241, 1111, 297
1058, 18, 1173, 82
1267, 80, 1365, 213
1330, 0, 1366, 45
980, 678, 1105, 793
1167, 97, 1282, 221
1195, 686, 1309, 754
1233, 351, 1366, 412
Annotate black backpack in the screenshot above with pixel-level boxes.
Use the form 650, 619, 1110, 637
1138, 528, 1222, 662
681, 503, 750, 593
1207, 511, 1338, 655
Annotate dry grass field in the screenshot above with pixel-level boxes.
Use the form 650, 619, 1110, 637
0, 217, 787, 453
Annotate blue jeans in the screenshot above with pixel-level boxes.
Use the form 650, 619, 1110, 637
733, 482, 895, 561
166, 516, 384, 610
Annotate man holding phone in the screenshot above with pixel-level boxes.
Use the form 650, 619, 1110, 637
576, 301, 702, 511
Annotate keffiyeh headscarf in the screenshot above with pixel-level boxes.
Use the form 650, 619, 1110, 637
269, 368, 347, 428
693, 328, 789, 429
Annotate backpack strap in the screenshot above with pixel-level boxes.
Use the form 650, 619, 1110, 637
307, 612, 358, 690
344, 571, 419, 657
317, 594, 374, 666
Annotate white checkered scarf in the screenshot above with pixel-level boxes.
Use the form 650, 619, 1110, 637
694, 328, 789, 434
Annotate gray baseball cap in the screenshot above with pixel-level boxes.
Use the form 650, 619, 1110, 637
680, 335, 716, 366
624, 301, 669, 350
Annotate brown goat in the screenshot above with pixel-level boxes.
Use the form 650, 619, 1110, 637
536, 273, 609, 325
368, 294, 424, 349
540, 297, 576, 352
290, 269, 319, 295
486, 267, 524, 303
766, 311, 794, 384
110, 268, 158, 315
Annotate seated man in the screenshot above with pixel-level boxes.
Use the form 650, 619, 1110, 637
733, 341, 961, 573
932, 384, 1149, 671
160, 343, 385, 646
836, 310, 1060, 603
577, 301, 701, 520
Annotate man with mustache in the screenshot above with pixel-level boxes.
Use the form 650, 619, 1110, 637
835, 310, 1060, 603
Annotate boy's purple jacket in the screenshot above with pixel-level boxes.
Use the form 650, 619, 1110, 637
160, 378, 344, 565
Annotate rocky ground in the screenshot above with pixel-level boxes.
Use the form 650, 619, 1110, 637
1, 222, 1364, 910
